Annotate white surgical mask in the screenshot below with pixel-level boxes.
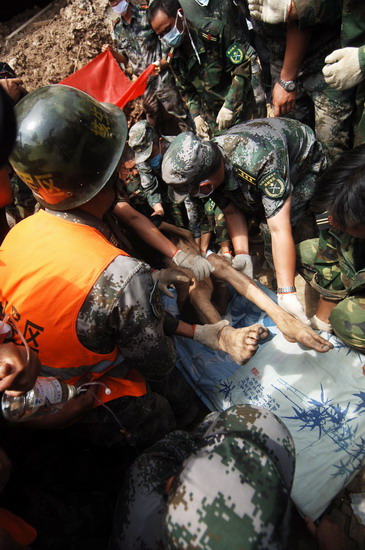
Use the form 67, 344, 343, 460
195, 0, 210, 6
161, 10, 185, 48
112, 0, 129, 15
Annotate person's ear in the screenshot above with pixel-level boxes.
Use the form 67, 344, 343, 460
199, 180, 212, 189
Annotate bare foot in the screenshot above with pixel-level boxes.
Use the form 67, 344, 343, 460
217, 324, 269, 365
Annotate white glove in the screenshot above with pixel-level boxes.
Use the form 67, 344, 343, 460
172, 249, 215, 281
151, 268, 189, 298
216, 106, 234, 131
323, 47, 364, 91
310, 315, 333, 333
247, 0, 291, 23
194, 115, 210, 140
232, 254, 253, 279
193, 320, 229, 350
277, 292, 310, 325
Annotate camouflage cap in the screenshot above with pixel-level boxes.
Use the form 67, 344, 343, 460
165, 404, 295, 550
161, 132, 222, 204
128, 120, 156, 164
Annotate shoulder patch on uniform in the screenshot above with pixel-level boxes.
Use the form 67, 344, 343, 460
315, 211, 331, 230
258, 171, 286, 198
198, 18, 222, 42
226, 42, 245, 65
236, 168, 256, 186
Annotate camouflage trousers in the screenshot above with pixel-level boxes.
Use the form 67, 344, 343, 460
297, 237, 365, 350
144, 71, 195, 135
271, 61, 354, 161
204, 199, 230, 246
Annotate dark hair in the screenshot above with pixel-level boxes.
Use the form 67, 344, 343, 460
311, 144, 365, 230
148, 0, 182, 24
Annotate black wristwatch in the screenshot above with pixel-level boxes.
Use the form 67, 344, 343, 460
278, 79, 297, 92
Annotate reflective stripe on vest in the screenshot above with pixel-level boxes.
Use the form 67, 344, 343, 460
0, 210, 146, 403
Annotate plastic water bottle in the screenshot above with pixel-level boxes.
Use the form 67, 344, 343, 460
1, 376, 79, 422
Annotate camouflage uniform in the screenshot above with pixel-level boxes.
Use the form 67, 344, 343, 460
251, 0, 354, 160
298, 229, 365, 350
204, 198, 230, 247
341, 0, 365, 145
210, 118, 327, 266
36, 209, 192, 446
129, 123, 210, 238
168, 16, 256, 134
109, 404, 295, 550
112, 4, 193, 133
179, 0, 267, 117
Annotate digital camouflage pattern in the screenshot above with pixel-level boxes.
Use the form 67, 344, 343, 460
212, 117, 326, 220
164, 118, 326, 221
112, 4, 192, 133
341, 0, 365, 146
109, 404, 295, 550
298, 229, 365, 349
129, 128, 209, 237
162, 132, 221, 195
251, 1, 353, 160
168, 16, 256, 134
10, 85, 127, 210
128, 120, 156, 163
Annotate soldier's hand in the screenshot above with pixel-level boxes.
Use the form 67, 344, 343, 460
277, 292, 310, 325
216, 106, 234, 131
101, 44, 110, 52
0, 78, 27, 104
194, 115, 210, 140
323, 47, 363, 91
152, 268, 190, 298
232, 254, 253, 279
272, 81, 297, 116
172, 249, 215, 281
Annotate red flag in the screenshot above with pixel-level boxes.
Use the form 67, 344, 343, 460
115, 64, 156, 108
59, 49, 155, 108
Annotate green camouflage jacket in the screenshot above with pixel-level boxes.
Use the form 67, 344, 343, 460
170, 17, 255, 132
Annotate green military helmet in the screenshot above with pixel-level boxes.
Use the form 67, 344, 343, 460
9, 84, 128, 210
161, 131, 221, 203
128, 120, 156, 164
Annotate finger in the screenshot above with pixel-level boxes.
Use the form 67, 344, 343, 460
0, 362, 12, 378
304, 517, 317, 538
162, 287, 175, 298
175, 273, 190, 283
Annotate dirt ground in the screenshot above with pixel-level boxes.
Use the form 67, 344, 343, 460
1, 0, 143, 122
2, 2, 365, 548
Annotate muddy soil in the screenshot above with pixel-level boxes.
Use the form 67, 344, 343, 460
1, 0, 143, 122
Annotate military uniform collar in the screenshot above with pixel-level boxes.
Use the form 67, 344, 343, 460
119, 3, 139, 26
173, 25, 205, 65
45, 208, 112, 240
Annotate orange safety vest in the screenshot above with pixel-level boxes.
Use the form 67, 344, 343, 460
0, 210, 146, 404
